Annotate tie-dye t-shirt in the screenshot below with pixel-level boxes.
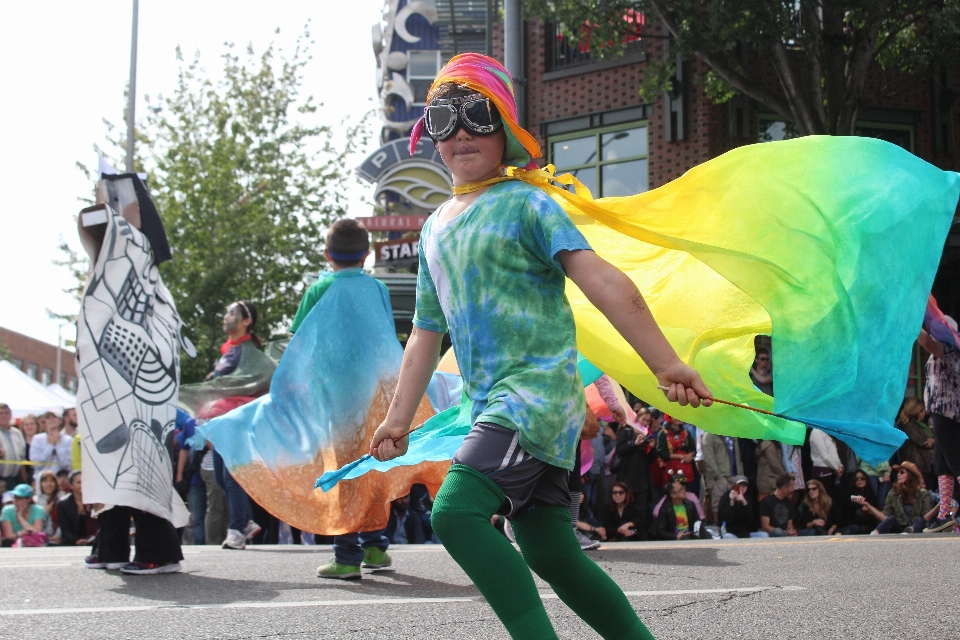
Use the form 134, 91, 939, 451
413, 181, 592, 470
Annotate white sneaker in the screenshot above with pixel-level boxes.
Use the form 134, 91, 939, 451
243, 519, 262, 542
504, 519, 516, 543
575, 529, 601, 551
222, 528, 246, 550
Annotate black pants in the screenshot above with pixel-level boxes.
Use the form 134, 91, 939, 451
932, 413, 960, 477
96, 506, 183, 565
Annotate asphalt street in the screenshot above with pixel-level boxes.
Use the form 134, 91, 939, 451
1, 534, 956, 639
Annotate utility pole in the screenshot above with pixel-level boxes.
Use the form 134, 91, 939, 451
125, 0, 139, 172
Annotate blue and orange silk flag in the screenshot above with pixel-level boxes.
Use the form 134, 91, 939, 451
189, 273, 445, 535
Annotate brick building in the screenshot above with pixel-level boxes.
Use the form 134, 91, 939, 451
362, 3, 959, 344
0, 327, 78, 391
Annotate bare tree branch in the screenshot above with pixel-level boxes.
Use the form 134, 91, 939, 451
770, 39, 819, 134
801, 0, 828, 133
650, 0, 794, 120
838, 12, 885, 134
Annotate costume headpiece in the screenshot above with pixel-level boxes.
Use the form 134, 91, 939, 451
409, 53, 541, 169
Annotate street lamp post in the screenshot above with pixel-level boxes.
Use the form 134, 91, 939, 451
54, 322, 67, 389
125, 0, 139, 172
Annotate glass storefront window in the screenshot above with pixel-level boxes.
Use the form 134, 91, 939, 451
549, 122, 649, 198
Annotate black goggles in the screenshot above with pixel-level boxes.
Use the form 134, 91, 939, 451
424, 93, 503, 141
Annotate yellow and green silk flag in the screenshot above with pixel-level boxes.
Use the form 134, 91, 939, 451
317, 136, 958, 490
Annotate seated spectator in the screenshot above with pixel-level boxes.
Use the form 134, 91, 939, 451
856, 457, 891, 508
596, 482, 643, 542
895, 397, 934, 488
834, 471, 881, 535
655, 480, 702, 541
858, 461, 935, 534
652, 475, 706, 520
385, 495, 426, 544
58, 471, 97, 546
56, 469, 71, 495
717, 475, 761, 538
755, 439, 786, 503
0, 484, 47, 546
575, 497, 604, 542
34, 470, 62, 542
759, 474, 798, 537
796, 479, 836, 535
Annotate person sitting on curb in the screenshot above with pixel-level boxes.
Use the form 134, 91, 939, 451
758, 473, 798, 537
655, 480, 702, 540
857, 461, 935, 534
717, 475, 763, 538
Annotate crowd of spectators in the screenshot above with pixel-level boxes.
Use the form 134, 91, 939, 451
565, 346, 959, 544
0, 334, 956, 551
0, 403, 94, 547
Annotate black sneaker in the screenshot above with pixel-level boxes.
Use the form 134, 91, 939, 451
119, 561, 182, 575
923, 517, 957, 533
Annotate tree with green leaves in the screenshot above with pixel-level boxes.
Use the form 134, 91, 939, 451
72, 33, 371, 383
525, 0, 960, 135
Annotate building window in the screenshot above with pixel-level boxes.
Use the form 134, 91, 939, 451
408, 50, 441, 106
59, 372, 67, 387
27, 363, 38, 380
548, 8, 646, 72
549, 123, 649, 197
758, 116, 914, 152
12, 358, 23, 370
41, 368, 52, 385
69, 376, 78, 392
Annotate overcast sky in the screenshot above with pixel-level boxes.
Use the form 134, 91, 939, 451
0, 0, 385, 349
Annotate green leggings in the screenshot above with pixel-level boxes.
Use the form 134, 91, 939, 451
431, 464, 655, 640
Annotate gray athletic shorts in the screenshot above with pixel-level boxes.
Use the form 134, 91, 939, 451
452, 422, 570, 518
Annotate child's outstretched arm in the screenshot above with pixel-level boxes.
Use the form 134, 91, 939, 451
559, 249, 713, 408
369, 326, 445, 461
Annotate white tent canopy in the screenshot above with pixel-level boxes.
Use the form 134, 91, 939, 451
0, 360, 68, 418
46, 383, 77, 409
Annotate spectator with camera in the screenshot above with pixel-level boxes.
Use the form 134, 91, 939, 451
717, 475, 761, 538
29, 413, 72, 477
857, 461, 934, 534
758, 474, 798, 537
834, 470, 881, 535
613, 412, 658, 535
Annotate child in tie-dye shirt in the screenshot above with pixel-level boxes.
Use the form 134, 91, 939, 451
370, 53, 712, 640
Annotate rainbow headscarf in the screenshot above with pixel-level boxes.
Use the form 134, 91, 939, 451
409, 53, 540, 169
